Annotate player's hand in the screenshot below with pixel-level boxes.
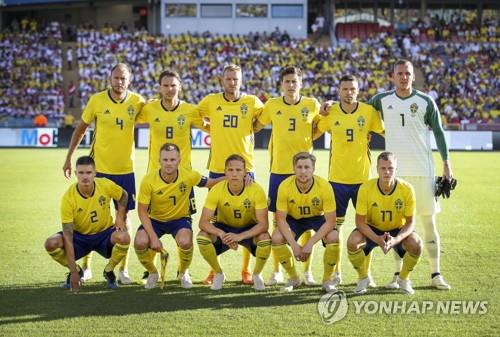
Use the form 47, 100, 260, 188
70, 271, 81, 293
150, 236, 163, 252
383, 233, 396, 254
376, 234, 388, 253
222, 232, 240, 246
291, 243, 303, 261
320, 100, 334, 116
114, 218, 127, 231
63, 159, 72, 178
300, 242, 313, 261
443, 160, 453, 181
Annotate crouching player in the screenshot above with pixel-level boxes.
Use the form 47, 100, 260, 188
45, 156, 130, 291
348, 152, 422, 295
272, 152, 339, 293
135, 143, 222, 289
197, 154, 271, 291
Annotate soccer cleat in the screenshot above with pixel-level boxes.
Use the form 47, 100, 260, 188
331, 272, 342, 287
210, 273, 226, 291
252, 274, 266, 291
397, 278, 415, 295
144, 272, 159, 289
280, 278, 302, 292
431, 274, 451, 290
141, 271, 149, 285
82, 268, 92, 282
322, 280, 337, 293
265, 271, 284, 286
118, 270, 133, 285
241, 270, 253, 285
304, 271, 317, 286
178, 272, 193, 289
61, 267, 84, 289
386, 274, 400, 289
203, 271, 216, 285
354, 277, 370, 294
368, 274, 377, 288
103, 269, 118, 289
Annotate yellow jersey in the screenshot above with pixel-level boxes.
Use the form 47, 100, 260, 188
356, 178, 416, 231
60, 178, 123, 235
258, 96, 320, 174
82, 90, 145, 174
197, 93, 263, 173
204, 181, 267, 228
317, 102, 384, 184
276, 175, 336, 219
137, 167, 204, 222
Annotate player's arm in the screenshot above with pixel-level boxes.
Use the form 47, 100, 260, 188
223, 208, 269, 246
301, 211, 336, 261
319, 100, 334, 115
253, 120, 266, 133
63, 121, 89, 178
276, 209, 302, 258
355, 213, 386, 250
199, 176, 225, 189
199, 207, 230, 244
312, 115, 327, 140
113, 189, 128, 231
137, 202, 162, 251
427, 107, 453, 180
61, 222, 80, 292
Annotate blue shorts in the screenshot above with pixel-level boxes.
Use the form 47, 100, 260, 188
354, 225, 406, 258
212, 222, 258, 256
138, 217, 192, 240
286, 215, 326, 241
209, 171, 255, 180
59, 227, 115, 260
96, 172, 136, 211
330, 182, 362, 218
268, 173, 292, 212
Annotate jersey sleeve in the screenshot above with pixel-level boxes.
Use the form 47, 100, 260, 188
253, 184, 268, 210
197, 95, 210, 119
355, 183, 368, 216
322, 181, 336, 213
276, 182, 288, 213
367, 94, 383, 119
425, 98, 449, 161
60, 190, 74, 224
369, 106, 385, 135
104, 179, 124, 201
316, 115, 331, 133
257, 101, 272, 125
188, 169, 203, 187
81, 95, 96, 124
137, 176, 152, 205
404, 184, 416, 217
203, 183, 221, 211
189, 105, 206, 130
135, 101, 149, 124
252, 96, 264, 118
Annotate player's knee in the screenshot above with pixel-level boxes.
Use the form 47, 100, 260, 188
404, 233, 423, 256
44, 234, 62, 251
134, 230, 149, 250
115, 231, 130, 245
256, 232, 271, 242
197, 231, 210, 240
177, 236, 193, 250
347, 231, 364, 252
271, 230, 286, 245
323, 229, 339, 244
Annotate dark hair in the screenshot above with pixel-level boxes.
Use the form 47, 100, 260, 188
377, 151, 396, 164
293, 152, 316, 167
392, 59, 413, 73
76, 155, 95, 168
279, 66, 303, 83
158, 69, 182, 85
339, 74, 358, 84
225, 154, 246, 169
160, 142, 180, 154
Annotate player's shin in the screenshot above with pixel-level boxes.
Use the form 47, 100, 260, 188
253, 239, 271, 274
197, 236, 222, 273
323, 243, 340, 282
272, 243, 298, 279
177, 246, 193, 274
399, 252, 421, 280
48, 248, 68, 267
348, 248, 368, 279
105, 243, 129, 272
135, 247, 158, 274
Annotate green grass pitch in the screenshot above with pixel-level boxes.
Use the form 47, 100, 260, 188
0, 149, 498, 336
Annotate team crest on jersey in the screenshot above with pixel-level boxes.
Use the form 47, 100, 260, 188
410, 103, 418, 117
127, 105, 135, 119
300, 107, 309, 121
311, 197, 321, 207
179, 182, 187, 193
177, 115, 186, 128
357, 116, 366, 130
240, 104, 248, 118
243, 198, 252, 209
98, 196, 106, 207
394, 199, 403, 212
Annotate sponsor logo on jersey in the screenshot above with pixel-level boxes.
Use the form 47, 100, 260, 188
334, 121, 340, 126
289, 199, 295, 204
224, 202, 230, 207
276, 110, 282, 116
154, 117, 160, 122
77, 207, 84, 212
216, 106, 222, 111
104, 109, 111, 115
156, 190, 163, 195
387, 105, 393, 110
371, 202, 378, 208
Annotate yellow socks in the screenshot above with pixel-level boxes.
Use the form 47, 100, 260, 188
253, 240, 271, 274
48, 247, 68, 267
323, 243, 340, 282
177, 246, 193, 274
197, 236, 222, 273
348, 248, 368, 279
272, 243, 298, 279
135, 247, 158, 274
400, 252, 421, 280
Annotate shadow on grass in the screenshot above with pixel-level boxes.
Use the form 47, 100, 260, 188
0, 280, 326, 325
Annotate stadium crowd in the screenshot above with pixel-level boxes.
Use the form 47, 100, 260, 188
0, 13, 498, 126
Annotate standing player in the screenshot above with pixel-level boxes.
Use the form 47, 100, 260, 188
45, 156, 130, 291
134, 143, 223, 289
253, 66, 320, 286
272, 152, 339, 293
62, 63, 145, 284
315, 75, 384, 287
197, 154, 271, 291
368, 59, 453, 290
197, 64, 264, 285
347, 152, 422, 294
